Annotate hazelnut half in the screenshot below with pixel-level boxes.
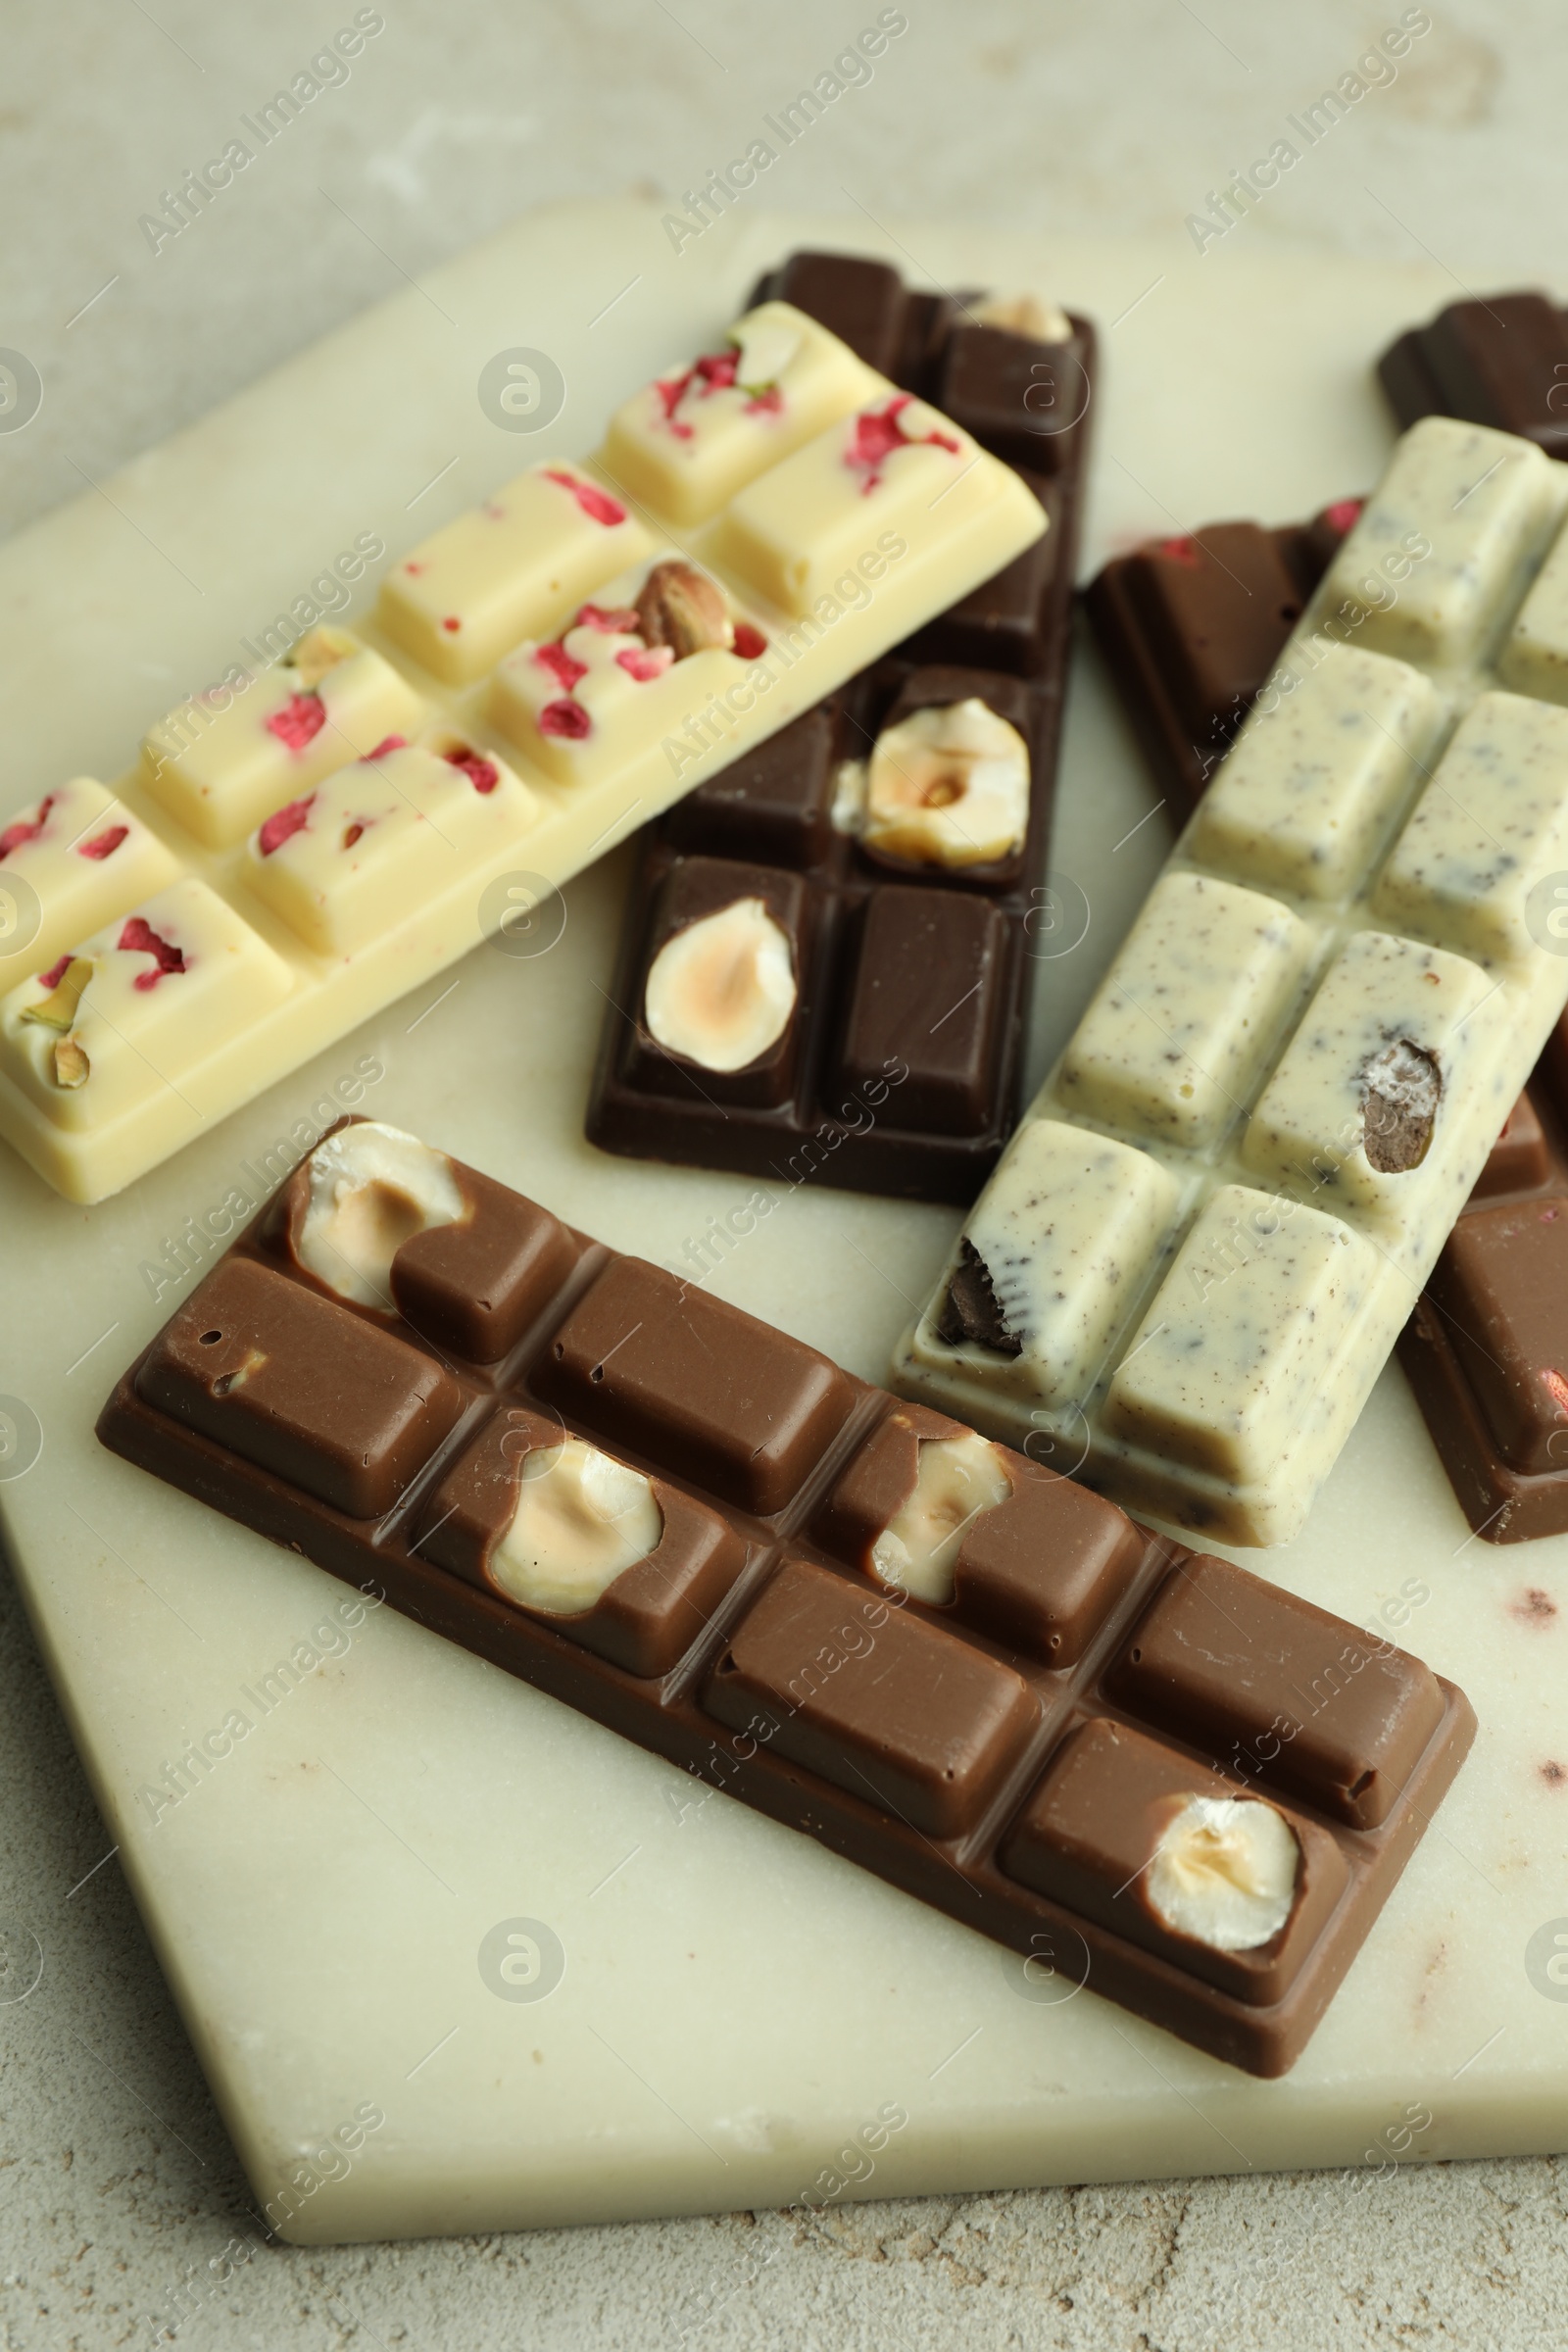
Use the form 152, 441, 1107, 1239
634, 561, 735, 661
491, 1438, 662, 1616
972, 291, 1073, 344
870, 1430, 1012, 1603
296, 1121, 466, 1307
1145, 1796, 1298, 1951
644, 896, 797, 1073
865, 699, 1031, 867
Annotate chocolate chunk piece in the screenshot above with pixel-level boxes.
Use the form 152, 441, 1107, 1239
705, 1555, 1038, 1837
1425, 1200, 1568, 1476
661, 707, 837, 870
934, 319, 1091, 476
1360, 1038, 1442, 1174
538, 1256, 858, 1515
1379, 291, 1568, 457
936, 1238, 1022, 1355
1000, 1718, 1348, 2005
1104, 1554, 1446, 1829
135, 1256, 465, 1517
837, 889, 1009, 1137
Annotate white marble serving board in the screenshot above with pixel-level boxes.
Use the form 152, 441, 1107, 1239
3, 200, 1565, 2246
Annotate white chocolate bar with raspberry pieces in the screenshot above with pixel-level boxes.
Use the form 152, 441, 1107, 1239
244, 738, 536, 956
0, 777, 179, 994
376, 466, 657, 688
0, 297, 1042, 1201
896, 416, 1568, 1545
142, 629, 429, 850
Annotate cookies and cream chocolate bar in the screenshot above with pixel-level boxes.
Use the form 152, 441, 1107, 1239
584, 250, 1095, 1202
897, 416, 1568, 1545
0, 289, 1046, 1204
96, 1118, 1473, 2076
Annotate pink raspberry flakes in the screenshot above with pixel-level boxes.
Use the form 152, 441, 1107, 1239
1322, 498, 1365, 536
733, 623, 767, 661
846, 396, 960, 493
366, 736, 408, 761
543, 468, 627, 528
118, 916, 186, 989
615, 645, 675, 683
1156, 536, 1200, 566
258, 795, 316, 857
0, 795, 54, 861
77, 825, 129, 860
575, 604, 641, 635
265, 692, 327, 753
37, 953, 73, 990
442, 616, 463, 634
444, 748, 500, 794
534, 641, 588, 694
538, 700, 591, 741
744, 385, 783, 418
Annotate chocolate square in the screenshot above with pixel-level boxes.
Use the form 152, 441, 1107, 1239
621, 857, 809, 1110
836, 887, 1009, 1136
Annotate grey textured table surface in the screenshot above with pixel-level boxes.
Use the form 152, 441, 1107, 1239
5, 3, 1568, 2346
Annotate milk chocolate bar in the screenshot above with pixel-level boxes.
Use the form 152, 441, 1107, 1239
1085, 500, 1361, 817
96, 1119, 1474, 2076
1379, 291, 1568, 457
1398, 1010, 1568, 1541
898, 416, 1568, 1545
586, 256, 1095, 1201
0, 289, 1047, 1205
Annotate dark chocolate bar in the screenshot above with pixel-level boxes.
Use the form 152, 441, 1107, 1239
1398, 1009, 1568, 1542
1379, 291, 1568, 457
1084, 499, 1361, 819
98, 1118, 1475, 2075
586, 250, 1097, 1203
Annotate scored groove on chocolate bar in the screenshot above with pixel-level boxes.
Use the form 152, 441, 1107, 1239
587, 251, 1098, 1203
0, 274, 1047, 1205
899, 416, 1568, 1544
1378, 290, 1568, 459
96, 1118, 1474, 2077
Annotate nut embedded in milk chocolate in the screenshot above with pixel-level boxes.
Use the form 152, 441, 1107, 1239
97, 1117, 1476, 2077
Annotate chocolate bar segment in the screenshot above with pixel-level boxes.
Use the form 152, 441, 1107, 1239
1085, 502, 1361, 818
98, 1118, 1475, 2077
588, 253, 1096, 1206
1379, 291, 1568, 458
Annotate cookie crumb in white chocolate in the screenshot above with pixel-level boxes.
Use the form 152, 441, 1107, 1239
491, 1440, 662, 1615
870, 1430, 1011, 1603
297, 1122, 465, 1307
1146, 1796, 1298, 1951
864, 700, 1030, 867
644, 897, 796, 1072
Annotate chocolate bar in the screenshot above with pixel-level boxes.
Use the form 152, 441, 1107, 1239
1379, 291, 1568, 457
1399, 1010, 1568, 1541
585, 253, 1096, 1203
0, 291, 1047, 1205
898, 416, 1568, 1545
96, 1119, 1474, 2077
1085, 500, 1361, 818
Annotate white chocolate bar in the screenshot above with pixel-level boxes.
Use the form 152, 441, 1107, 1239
0, 301, 1044, 1203
895, 416, 1568, 1544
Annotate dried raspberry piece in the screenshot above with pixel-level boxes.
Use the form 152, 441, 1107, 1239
118, 916, 186, 989
0, 796, 54, 861
538, 700, 591, 741
615, 644, 675, 683
444, 748, 500, 794
846, 396, 960, 493
534, 641, 588, 693
732, 623, 767, 661
575, 604, 641, 635
744, 385, 783, 417
37, 953, 73, 990
259, 795, 316, 857
366, 735, 408, 761
342, 823, 366, 850
543, 468, 627, 527
1156, 535, 1200, 566
77, 824, 129, 861
1322, 498, 1364, 536
442, 616, 462, 634
265, 691, 327, 753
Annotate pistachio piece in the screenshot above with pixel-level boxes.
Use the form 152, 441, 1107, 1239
644, 896, 797, 1072
730, 317, 802, 393
972, 291, 1073, 344
288, 627, 354, 688
21, 955, 95, 1033
865, 699, 1031, 867
1146, 1796, 1298, 1951
54, 1037, 90, 1089
634, 560, 734, 660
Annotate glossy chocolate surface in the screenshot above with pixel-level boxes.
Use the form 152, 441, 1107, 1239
1379, 291, 1568, 458
98, 1119, 1474, 2076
